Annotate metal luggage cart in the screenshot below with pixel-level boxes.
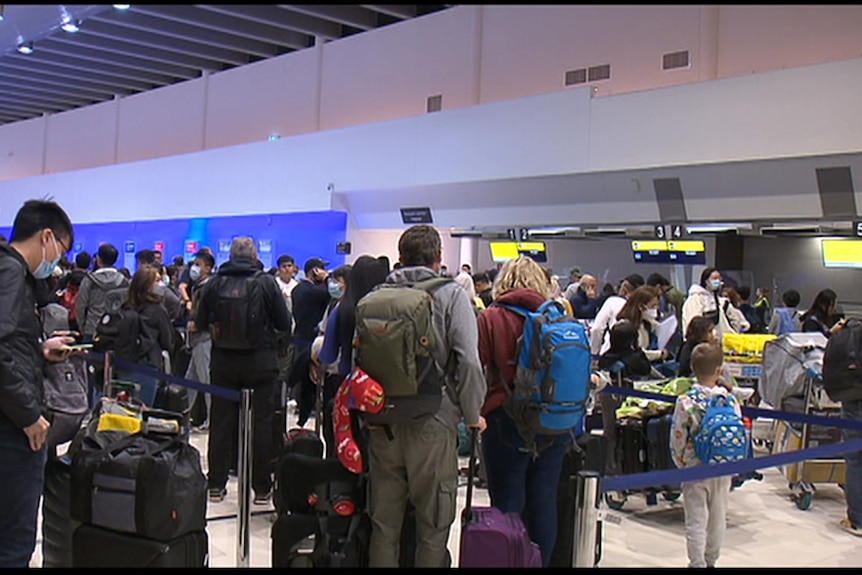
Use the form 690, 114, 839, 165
599, 367, 681, 511
771, 367, 846, 510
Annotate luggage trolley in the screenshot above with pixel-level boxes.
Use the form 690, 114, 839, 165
771, 367, 846, 511
599, 363, 681, 511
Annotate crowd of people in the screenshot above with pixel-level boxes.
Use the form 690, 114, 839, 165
1, 198, 860, 569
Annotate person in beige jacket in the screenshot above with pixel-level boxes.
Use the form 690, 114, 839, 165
681, 267, 749, 343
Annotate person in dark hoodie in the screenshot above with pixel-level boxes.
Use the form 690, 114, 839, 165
195, 236, 291, 505
477, 255, 571, 566
75, 243, 130, 342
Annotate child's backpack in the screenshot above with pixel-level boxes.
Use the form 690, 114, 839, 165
496, 300, 592, 445
93, 307, 144, 361
212, 271, 266, 350
690, 389, 748, 465
775, 307, 800, 336
353, 277, 452, 425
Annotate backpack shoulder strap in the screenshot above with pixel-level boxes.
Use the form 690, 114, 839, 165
492, 302, 530, 319
413, 276, 453, 294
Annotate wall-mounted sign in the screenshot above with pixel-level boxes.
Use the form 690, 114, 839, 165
154, 241, 165, 253
218, 239, 231, 253
184, 240, 198, 254
124, 241, 135, 253
400, 207, 433, 224
336, 241, 352, 255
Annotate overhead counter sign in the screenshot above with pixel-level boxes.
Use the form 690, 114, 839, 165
400, 207, 433, 224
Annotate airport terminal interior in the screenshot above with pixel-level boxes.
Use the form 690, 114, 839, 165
2, 3, 862, 569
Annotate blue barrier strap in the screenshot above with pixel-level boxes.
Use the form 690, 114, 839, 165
601, 436, 862, 493
87, 350, 242, 403
601, 385, 862, 432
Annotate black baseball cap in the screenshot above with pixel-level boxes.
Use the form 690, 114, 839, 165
304, 257, 329, 274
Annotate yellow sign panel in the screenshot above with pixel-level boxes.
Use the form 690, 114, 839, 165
822, 239, 862, 268
517, 241, 545, 252
631, 240, 668, 251
667, 240, 705, 252
489, 241, 519, 261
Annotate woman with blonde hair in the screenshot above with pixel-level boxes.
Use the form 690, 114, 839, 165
477, 256, 568, 566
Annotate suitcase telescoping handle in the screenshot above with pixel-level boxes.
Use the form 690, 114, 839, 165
462, 426, 480, 526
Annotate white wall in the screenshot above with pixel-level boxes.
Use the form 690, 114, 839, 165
3, 5, 862, 185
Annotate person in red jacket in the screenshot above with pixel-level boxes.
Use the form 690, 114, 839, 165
477, 256, 573, 567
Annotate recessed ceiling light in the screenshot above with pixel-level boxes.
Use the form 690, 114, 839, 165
0, 6, 5, 23
113, 4, 131, 9
17, 41, 34, 55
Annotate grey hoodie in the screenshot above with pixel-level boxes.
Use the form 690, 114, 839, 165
75, 267, 130, 337
385, 266, 486, 430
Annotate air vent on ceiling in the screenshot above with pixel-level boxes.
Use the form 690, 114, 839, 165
584, 228, 627, 238
759, 225, 822, 237
565, 68, 587, 86
426, 94, 442, 113
662, 50, 690, 70
588, 64, 611, 82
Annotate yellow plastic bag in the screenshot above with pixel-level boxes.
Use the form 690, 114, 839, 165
722, 333, 776, 364
97, 412, 142, 434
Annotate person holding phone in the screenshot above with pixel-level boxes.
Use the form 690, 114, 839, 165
0, 199, 78, 568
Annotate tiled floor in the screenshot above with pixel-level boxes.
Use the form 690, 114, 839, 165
31, 409, 862, 568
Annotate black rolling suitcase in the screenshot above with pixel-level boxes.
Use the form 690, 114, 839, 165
72, 523, 208, 567
153, 381, 190, 414
616, 419, 647, 476
41, 455, 79, 568
549, 431, 608, 568
644, 412, 674, 472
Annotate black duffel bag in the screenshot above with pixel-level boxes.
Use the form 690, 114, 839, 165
68, 409, 207, 542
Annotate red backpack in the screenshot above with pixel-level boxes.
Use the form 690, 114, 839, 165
60, 282, 80, 322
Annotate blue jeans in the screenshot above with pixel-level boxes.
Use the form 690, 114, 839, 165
481, 407, 573, 566
0, 424, 47, 567
842, 399, 862, 526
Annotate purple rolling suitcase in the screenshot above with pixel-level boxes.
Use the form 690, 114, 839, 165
458, 428, 543, 568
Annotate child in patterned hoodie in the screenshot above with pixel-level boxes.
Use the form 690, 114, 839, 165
670, 342, 742, 568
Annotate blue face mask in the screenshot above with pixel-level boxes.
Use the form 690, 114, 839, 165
189, 264, 201, 282
709, 279, 722, 291
33, 235, 61, 280
328, 281, 344, 299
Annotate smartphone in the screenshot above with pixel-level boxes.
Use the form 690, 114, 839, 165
60, 343, 94, 351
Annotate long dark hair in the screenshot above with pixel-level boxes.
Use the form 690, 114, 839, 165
802, 288, 837, 326
335, 255, 390, 366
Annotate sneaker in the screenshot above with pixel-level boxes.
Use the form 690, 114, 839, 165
253, 490, 272, 505
208, 487, 227, 503
839, 517, 862, 537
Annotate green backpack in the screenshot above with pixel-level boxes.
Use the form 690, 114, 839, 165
354, 277, 452, 425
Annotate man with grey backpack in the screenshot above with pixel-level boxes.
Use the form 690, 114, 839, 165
354, 224, 486, 568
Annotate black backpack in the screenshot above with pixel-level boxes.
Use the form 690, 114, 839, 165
823, 318, 862, 402
212, 271, 266, 350
93, 307, 144, 361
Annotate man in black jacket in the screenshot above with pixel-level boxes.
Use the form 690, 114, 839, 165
195, 237, 291, 505
0, 199, 78, 568
286, 257, 331, 427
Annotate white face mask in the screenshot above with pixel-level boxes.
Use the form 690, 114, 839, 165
644, 308, 658, 321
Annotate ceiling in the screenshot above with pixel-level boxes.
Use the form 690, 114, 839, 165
0, 4, 452, 126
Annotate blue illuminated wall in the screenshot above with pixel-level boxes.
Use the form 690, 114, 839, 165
0, 210, 348, 273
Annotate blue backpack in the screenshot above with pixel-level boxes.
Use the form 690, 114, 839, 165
775, 307, 800, 336
496, 301, 592, 444
690, 390, 748, 465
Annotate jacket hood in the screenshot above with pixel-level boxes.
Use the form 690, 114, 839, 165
217, 258, 262, 276
493, 288, 546, 312
90, 267, 127, 290
688, 283, 711, 297
386, 266, 440, 285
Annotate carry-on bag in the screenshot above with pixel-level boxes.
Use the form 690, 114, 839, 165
68, 404, 207, 542
549, 431, 607, 568
41, 455, 80, 568
644, 413, 675, 471
616, 419, 647, 476
458, 428, 543, 568
152, 381, 190, 414
72, 523, 208, 568
274, 451, 365, 516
